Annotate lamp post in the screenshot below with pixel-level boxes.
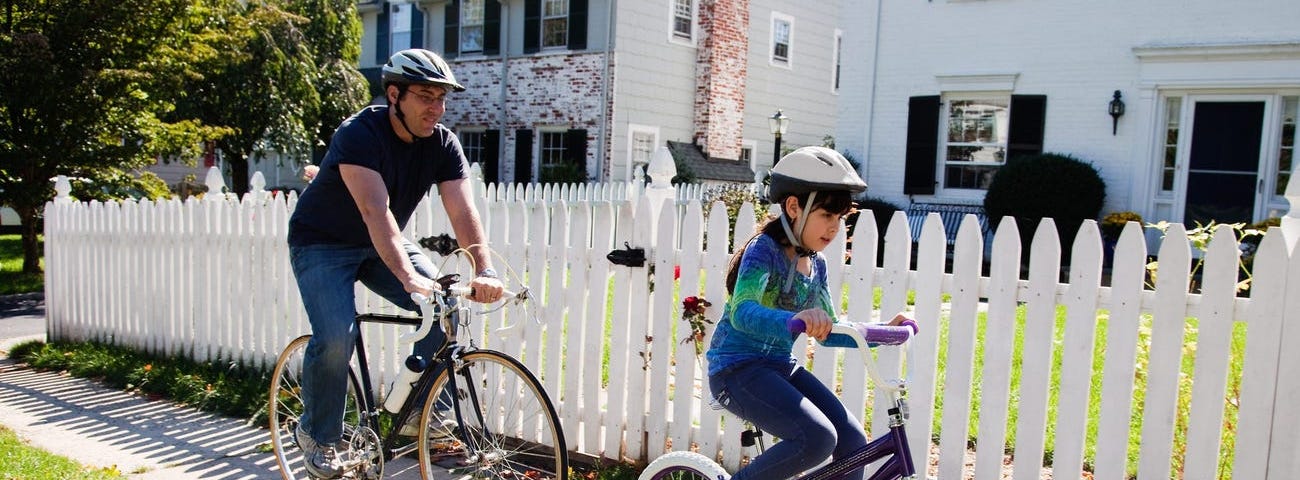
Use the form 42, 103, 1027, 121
768, 109, 790, 166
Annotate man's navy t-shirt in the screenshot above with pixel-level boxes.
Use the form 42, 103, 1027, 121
288, 106, 469, 247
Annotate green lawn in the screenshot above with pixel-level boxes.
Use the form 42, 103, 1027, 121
0, 234, 43, 295
0, 424, 123, 479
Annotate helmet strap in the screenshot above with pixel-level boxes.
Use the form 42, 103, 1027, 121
390, 86, 430, 141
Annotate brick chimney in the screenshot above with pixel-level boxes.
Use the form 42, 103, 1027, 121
693, 0, 748, 160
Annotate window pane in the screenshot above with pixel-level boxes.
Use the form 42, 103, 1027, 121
544, 0, 567, 16
461, 26, 483, 52
461, 132, 484, 164
543, 18, 567, 47
1163, 170, 1175, 191
944, 165, 999, 189
541, 132, 566, 166
773, 19, 790, 61
674, 0, 692, 37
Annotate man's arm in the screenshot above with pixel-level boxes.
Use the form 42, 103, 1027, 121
438, 178, 503, 302
340, 164, 434, 296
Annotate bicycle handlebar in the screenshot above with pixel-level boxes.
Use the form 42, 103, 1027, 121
400, 286, 525, 344
786, 318, 913, 395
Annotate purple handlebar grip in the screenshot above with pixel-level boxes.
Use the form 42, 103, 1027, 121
787, 318, 807, 335
898, 318, 919, 335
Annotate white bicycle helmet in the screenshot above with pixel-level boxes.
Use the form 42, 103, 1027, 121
768, 146, 867, 203
768, 147, 867, 291
382, 49, 465, 92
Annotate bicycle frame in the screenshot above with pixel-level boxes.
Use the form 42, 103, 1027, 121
347, 287, 479, 462
780, 322, 918, 480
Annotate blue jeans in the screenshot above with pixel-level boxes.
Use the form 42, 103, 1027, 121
709, 360, 867, 480
290, 241, 444, 445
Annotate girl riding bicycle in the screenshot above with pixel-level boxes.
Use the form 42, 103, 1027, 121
706, 146, 917, 480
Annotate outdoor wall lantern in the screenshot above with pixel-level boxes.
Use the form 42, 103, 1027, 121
1109, 90, 1125, 135
768, 109, 791, 165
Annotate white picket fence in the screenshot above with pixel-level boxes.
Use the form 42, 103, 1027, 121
41, 172, 1300, 479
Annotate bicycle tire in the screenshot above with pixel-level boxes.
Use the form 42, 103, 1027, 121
639, 451, 729, 480
418, 349, 568, 480
268, 335, 375, 480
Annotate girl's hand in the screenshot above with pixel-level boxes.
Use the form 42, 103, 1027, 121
794, 309, 833, 341
888, 312, 919, 335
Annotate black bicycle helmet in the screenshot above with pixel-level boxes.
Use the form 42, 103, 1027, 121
382, 49, 465, 92
767, 146, 867, 203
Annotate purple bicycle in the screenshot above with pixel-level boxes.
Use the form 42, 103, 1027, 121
639, 319, 917, 480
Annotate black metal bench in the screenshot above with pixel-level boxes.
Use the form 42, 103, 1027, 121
905, 202, 990, 245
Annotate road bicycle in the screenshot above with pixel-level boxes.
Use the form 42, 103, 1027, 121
639, 319, 916, 480
268, 269, 568, 479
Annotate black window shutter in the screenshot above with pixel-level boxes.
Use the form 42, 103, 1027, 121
444, 1, 459, 59
568, 0, 588, 51
411, 6, 424, 48
515, 129, 534, 182
903, 95, 941, 195
523, 0, 541, 54
1007, 95, 1047, 163
483, 1, 501, 56
565, 129, 589, 179
376, 3, 390, 63
484, 130, 500, 183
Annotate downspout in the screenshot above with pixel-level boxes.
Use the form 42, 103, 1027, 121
598, 0, 616, 181
863, 0, 883, 177
498, 0, 510, 185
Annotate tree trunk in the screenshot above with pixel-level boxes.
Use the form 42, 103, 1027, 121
17, 205, 41, 274
230, 155, 250, 195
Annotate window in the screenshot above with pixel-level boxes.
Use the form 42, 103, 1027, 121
460, 0, 485, 53
632, 132, 654, 167
770, 13, 793, 66
672, 0, 694, 42
541, 131, 567, 166
542, 0, 568, 49
741, 141, 756, 172
390, 3, 412, 54
942, 97, 1010, 190
1276, 96, 1296, 197
1160, 97, 1183, 194
461, 131, 485, 164
832, 30, 842, 93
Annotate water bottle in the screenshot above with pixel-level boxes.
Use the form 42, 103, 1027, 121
383, 355, 427, 413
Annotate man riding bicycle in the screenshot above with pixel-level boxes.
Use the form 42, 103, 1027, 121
286, 48, 504, 479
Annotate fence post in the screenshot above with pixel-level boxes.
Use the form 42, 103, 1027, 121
644, 146, 676, 226
204, 166, 228, 202
1281, 162, 1299, 251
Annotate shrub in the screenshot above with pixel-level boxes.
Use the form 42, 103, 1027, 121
701, 183, 768, 250
539, 162, 588, 184
846, 197, 901, 266
983, 153, 1106, 262
1100, 211, 1143, 242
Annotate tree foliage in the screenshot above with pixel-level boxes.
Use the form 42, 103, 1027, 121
172, 0, 367, 193
0, 0, 226, 273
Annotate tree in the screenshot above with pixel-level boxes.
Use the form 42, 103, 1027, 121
174, 0, 367, 194
0, 0, 225, 274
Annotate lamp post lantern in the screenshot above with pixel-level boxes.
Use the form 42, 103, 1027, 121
768, 109, 790, 166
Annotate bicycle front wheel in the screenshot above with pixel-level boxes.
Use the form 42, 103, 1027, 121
639, 451, 729, 480
268, 335, 373, 480
418, 349, 568, 479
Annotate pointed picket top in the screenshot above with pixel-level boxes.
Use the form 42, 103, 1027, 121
1283, 161, 1299, 251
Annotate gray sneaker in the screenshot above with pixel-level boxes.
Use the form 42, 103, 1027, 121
295, 425, 346, 479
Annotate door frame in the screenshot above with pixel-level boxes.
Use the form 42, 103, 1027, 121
1162, 93, 1281, 224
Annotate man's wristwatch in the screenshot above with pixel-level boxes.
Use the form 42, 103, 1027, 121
476, 268, 500, 279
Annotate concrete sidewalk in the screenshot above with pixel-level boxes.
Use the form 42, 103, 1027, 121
0, 295, 442, 479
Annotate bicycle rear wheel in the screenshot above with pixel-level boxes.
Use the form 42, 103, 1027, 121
639, 451, 729, 480
418, 349, 568, 479
268, 335, 377, 480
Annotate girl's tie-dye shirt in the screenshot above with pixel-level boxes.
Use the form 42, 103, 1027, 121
706, 234, 837, 376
